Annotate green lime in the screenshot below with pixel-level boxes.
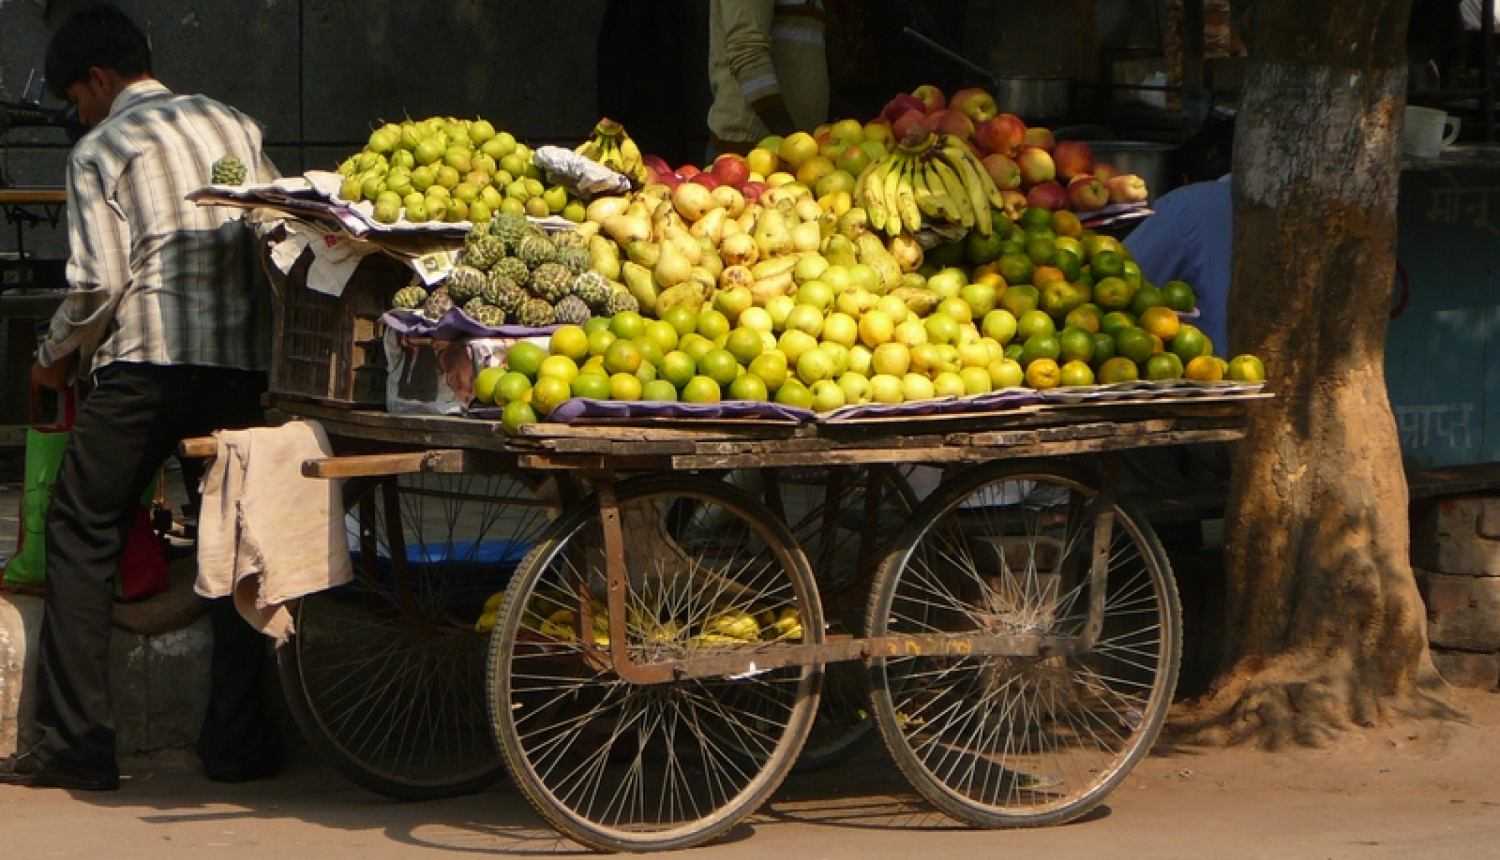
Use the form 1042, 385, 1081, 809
506, 341, 546, 378
570, 372, 611, 400
1162, 280, 1197, 312
501, 400, 538, 433
728, 373, 769, 401
681, 375, 721, 403
642, 379, 679, 401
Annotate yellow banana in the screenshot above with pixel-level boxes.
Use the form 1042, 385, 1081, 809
896, 159, 923, 233
929, 158, 974, 228
862, 158, 892, 232
883, 156, 906, 237
942, 135, 1005, 209
912, 159, 944, 219
942, 145, 993, 236
918, 159, 961, 226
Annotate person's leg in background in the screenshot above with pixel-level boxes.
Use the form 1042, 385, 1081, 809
20, 364, 184, 789
179, 366, 283, 782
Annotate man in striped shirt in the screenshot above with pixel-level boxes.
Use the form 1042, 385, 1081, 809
2, 5, 283, 791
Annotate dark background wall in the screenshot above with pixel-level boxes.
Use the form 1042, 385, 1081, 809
2, 0, 1161, 262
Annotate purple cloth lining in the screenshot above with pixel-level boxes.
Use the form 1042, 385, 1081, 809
819, 388, 1044, 422
383, 309, 557, 339
546, 398, 816, 423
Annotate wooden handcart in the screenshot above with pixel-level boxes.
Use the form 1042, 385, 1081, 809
185, 388, 1261, 852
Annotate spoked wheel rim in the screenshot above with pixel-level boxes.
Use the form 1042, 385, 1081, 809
866, 464, 1180, 827
490, 477, 822, 852
279, 471, 558, 799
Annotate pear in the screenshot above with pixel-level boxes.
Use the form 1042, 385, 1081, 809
586, 195, 630, 223
699, 250, 724, 280
625, 200, 653, 222
688, 267, 717, 291
672, 183, 717, 222
625, 240, 660, 268
737, 206, 759, 235
753, 209, 792, 258
822, 234, 858, 267
665, 226, 703, 265
721, 232, 759, 267
889, 235, 925, 273
891, 286, 940, 316
791, 220, 823, 253
574, 221, 601, 240
721, 217, 744, 239
794, 196, 823, 224
622, 262, 660, 312
589, 235, 622, 281
752, 256, 799, 280
653, 240, 693, 289
656, 282, 709, 316
711, 185, 747, 217
689, 207, 728, 244
719, 265, 755, 292
751, 271, 794, 306
837, 208, 869, 240
602, 213, 650, 245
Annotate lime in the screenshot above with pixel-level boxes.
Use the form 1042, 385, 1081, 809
1097, 356, 1139, 383
1057, 327, 1095, 363
582, 314, 612, 337
1019, 206, 1053, 232
570, 372, 611, 400
496, 371, 532, 404
1100, 311, 1136, 337
500, 400, 538, 433
729, 373, 769, 401
474, 366, 506, 405
1091, 249, 1124, 277
642, 379, 679, 401
1091, 333, 1116, 362
643, 320, 680, 354
1116, 327, 1155, 364
531, 376, 572, 415
774, 379, 813, 409
1016, 309, 1056, 341
1094, 276, 1133, 310
538, 355, 579, 384
550, 325, 589, 362
663, 305, 698, 336
999, 284, 1040, 317
1025, 235, 1056, 266
1145, 352, 1185, 380
999, 253, 1035, 286
1064, 305, 1102, 334
1003, 343, 1025, 362
635, 359, 657, 384
699, 349, 740, 386
609, 310, 647, 340
633, 337, 664, 369
697, 309, 731, 341
1169, 325, 1210, 365
1162, 280, 1197, 312
660, 350, 696, 388
681, 375, 721, 404
726, 327, 765, 365
1020, 333, 1062, 366
1227, 354, 1266, 382
1059, 360, 1094, 387
506, 341, 547, 378
604, 339, 643, 375
680, 333, 714, 363
1130, 284, 1167, 317
609, 373, 643, 401
587, 327, 617, 357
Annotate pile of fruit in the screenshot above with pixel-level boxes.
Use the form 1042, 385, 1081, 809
335, 115, 586, 224
481, 593, 802, 648
390, 211, 639, 327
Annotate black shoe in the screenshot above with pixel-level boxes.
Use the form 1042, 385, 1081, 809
0, 751, 120, 792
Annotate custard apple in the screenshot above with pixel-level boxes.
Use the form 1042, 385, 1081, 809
392, 284, 429, 310
211, 155, 246, 185
464, 235, 505, 270
489, 211, 529, 251
572, 271, 610, 310
556, 245, 591, 276
484, 273, 527, 314
463, 297, 488, 316
529, 262, 573, 303
471, 304, 507, 328
517, 234, 557, 269
446, 265, 486, 304
605, 289, 639, 315
552, 229, 588, 251
517, 297, 556, 328
492, 256, 529, 285
423, 287, 455, 319
553, 295, 591, 326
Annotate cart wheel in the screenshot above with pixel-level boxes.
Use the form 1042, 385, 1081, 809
489, 476, 822, 853
768, 465, 917, 771
278, 471, 560, 801
864, 461, 1181, 827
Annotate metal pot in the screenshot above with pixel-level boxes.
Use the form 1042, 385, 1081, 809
1084, 141, 1177, 200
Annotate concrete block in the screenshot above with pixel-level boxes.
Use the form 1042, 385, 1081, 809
108, 630, 151, 754
1418, 569, 1500, 651
143, 617, 212, 752
1414, 495, 1500, 576
0, 593, 43, 758
1431, 648, 1500, 689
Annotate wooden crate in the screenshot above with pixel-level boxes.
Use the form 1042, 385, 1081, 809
269, 251, 407, 407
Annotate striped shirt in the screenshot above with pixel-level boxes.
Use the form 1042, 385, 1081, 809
39, 79, 280, 375
707, 0, 828, 146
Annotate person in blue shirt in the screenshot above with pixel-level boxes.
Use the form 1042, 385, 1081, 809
1124, 176, 1232, 353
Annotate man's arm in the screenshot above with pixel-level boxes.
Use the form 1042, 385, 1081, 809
37, 154, 131, 369
721, 0, 798, 137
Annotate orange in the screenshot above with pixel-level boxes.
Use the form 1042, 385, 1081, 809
1185, 355, 1224, 381
1025, 358, 1061, 390
1139, 306, 1181, 341
1058, 360, 1094, 387
1097, 357, 1140, 383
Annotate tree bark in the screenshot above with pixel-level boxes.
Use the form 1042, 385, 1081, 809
1171, 0, 1454, 748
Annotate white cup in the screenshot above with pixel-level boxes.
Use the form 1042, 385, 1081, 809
1403, 106, 1460, 158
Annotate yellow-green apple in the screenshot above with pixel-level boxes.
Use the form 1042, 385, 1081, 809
1016, 146, 1056, 185
1066, 175, 1109, 211
779, 132, 819, 170
981, 153, 1022, 190
911, 84, 947, 113
1022, 127, 1056, 152
1053, 140, 1094, 181
863, 119, 894, 147
950, 87, 999, 123
1092, 162, 1120, 182
1106, 174, 1149, 204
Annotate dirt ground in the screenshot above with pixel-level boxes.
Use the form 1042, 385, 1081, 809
2, 687, 1497, 859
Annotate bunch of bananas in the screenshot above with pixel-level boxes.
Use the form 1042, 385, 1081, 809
575, 117, 649, 188
855, 133, 1005, 238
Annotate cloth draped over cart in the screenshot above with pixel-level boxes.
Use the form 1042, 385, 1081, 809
195, 419, 353, 643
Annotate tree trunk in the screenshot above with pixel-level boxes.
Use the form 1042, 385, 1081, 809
1171, 0, 1454, 748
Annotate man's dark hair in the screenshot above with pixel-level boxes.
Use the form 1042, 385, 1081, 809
44, 5, 152, 100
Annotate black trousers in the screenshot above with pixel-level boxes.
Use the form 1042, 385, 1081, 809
34, 362, 280, 777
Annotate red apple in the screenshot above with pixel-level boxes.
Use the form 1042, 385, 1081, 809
1022, 127, 1055, 152
677, 164, 701, 180
813, 126, 833, 146
950, 87, 998, 124
711, 154, 750, 186
924, 109, 974, 140
911, 84, 947, 113
973, 113, 1027, 157
1016, 145, 1056, 186
644, 154, 672, 176
1052, 141, 1094, 181
740, 181, 766, 202
892, 109, 929, 143
1106, 174, 1149, 204
1066, 175, 1108, 211
690, 172, 721, 189
999, 189, 1028, 220
1026, 181, 1067, 211
881, 94, 926, 123
1092, 162, 1119, 182
981, 153, 1022, 190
